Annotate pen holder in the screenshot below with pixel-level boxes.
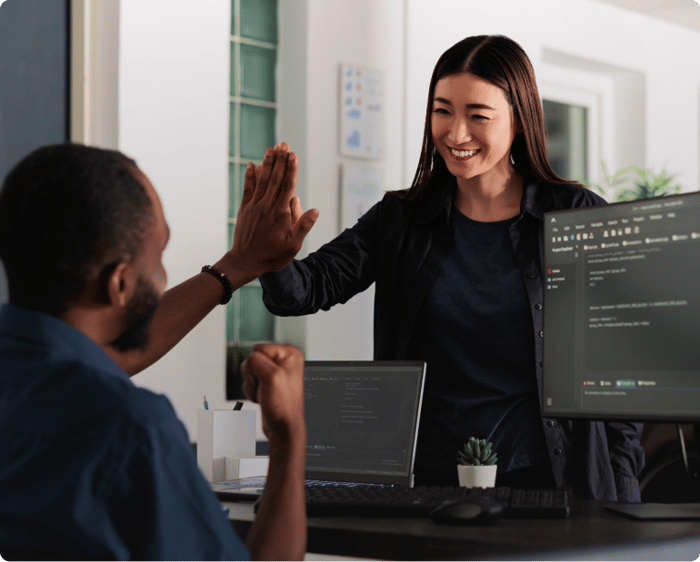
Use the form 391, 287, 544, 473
197, 410, 256, 482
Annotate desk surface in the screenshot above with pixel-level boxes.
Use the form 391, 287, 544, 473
224, 499, 700, 560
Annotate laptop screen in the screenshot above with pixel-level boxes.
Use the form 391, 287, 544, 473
303, 361, 426, 486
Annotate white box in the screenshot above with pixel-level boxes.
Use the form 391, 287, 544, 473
197, 410, 256, 482
224, 456, 270, 480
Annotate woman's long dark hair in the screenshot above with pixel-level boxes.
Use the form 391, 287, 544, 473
397, 35, 581, 199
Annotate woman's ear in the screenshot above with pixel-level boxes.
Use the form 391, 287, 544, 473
106, 262, 137, 308
515, 116, 524, 135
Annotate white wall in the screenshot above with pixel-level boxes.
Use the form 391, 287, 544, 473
118, 0, 231, 437
279, 0, 407, 361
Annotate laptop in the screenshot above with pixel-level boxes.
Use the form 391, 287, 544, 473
212, 360, 427, 500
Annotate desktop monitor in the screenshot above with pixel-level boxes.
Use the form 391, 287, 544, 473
542, 191, 700, 423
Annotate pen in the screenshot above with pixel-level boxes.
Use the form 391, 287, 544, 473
203, 396, 209, 410
233, 401, 243, 411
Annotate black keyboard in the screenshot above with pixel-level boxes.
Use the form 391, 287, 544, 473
305, 485, 570, 518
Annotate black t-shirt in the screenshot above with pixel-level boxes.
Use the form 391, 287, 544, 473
407, 206, 550, 473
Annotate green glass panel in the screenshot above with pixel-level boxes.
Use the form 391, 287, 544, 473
228, 162, 238, 219
229, 101, 238, 157
230, 42, 237, 96
226, 299, 237, 343
240, 44, 276, 102
238, 163, 249, 215
240, 0, 277, 43
240, 104, 275, 160
228, 163, 250, 219
240, 285, 273, 342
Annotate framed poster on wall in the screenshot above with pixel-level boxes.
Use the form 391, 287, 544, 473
339, 62, 384, 160
340, 163, 384, 230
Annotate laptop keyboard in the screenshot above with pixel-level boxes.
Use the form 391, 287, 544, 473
304, 485, 570, 518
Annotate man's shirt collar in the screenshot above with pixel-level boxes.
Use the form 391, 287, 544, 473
0, 303, 128, 380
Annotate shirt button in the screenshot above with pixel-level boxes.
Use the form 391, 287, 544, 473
553, 448, 562, 455
527, 272, 536, 279
547, 420, 555, 427
535, 304, 543, 310
539, 331, 544, 338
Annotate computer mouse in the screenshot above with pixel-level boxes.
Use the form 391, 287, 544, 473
429, 495, 503, 525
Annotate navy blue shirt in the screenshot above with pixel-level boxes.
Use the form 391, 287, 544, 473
0, 304, 248, 560
408, 209, 550, 473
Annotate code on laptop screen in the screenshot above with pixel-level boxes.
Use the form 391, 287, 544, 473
303, 361, 425, 485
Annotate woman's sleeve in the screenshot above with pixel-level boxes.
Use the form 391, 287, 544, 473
606, 421, 645, 502
259, 200, 381, 316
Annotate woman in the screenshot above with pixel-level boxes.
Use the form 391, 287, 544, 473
260, 35, 644, 501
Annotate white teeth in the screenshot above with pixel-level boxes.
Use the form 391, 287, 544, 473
451, 148, 478, 157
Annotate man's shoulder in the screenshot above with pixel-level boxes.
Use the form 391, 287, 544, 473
1, 340, 179, 442
0, 305, 178, 432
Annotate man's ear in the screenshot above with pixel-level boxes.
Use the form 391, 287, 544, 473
106, 262, 137, 308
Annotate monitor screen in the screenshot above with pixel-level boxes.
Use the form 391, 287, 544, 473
542, 191, 700, 422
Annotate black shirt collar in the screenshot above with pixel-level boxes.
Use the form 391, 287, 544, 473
415, 176, 456, 226
416, 175, 546, 225
521, 178, 545, 221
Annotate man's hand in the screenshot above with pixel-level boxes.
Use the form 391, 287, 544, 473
241, 343, 305, 441
223, 143, 319, 286
109, 143, 316, 377
241, 343, 307, 561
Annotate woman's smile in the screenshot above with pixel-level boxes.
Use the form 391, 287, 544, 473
448, 147, 481, 160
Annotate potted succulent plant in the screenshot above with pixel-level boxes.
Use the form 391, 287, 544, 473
457, 437, 498, 488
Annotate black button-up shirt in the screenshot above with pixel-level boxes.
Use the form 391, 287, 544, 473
261, 178, 644, 501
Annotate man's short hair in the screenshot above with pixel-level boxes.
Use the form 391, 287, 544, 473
0, 143, 154, 316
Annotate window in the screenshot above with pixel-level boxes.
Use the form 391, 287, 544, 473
227, 0, 278, 393
543, 99, 588, 184
539, 79, 603, 188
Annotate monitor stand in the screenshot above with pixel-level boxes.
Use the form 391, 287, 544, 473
605, 503, 700, 520
608, 424, 700, 519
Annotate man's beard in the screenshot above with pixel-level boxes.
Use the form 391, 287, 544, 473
110, 276, 161, 352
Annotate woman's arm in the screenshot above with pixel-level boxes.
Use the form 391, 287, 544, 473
260, 199, 382, 317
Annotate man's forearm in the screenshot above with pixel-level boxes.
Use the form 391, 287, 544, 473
108, 256, 257, 376
246, 430, 307, 561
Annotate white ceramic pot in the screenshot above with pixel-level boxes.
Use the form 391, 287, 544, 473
457, 464, 497, 488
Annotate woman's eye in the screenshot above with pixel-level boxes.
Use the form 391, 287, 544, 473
432, 108, 449, 115
471, 115, 488, 120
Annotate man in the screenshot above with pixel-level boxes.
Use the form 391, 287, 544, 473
0, 143, 316, 560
